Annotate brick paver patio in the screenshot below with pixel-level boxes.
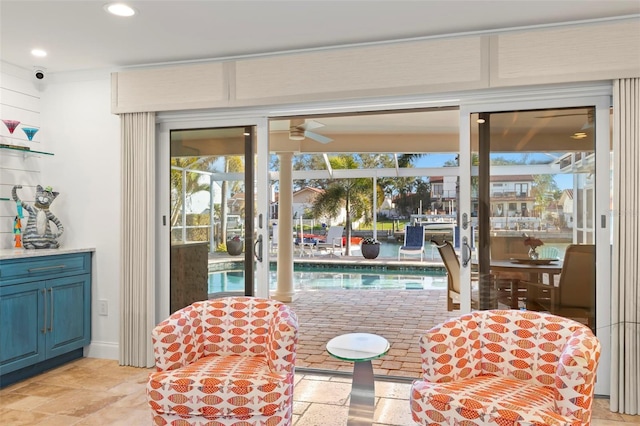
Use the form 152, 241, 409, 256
209, 252, 459, 379
289, 288, 459, 379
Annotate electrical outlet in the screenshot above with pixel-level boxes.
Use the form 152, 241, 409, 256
98, 300, 108, 316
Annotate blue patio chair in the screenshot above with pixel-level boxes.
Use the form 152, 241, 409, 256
398, 225, 425, 261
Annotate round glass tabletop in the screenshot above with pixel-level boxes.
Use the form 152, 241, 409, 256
326, 333, 390, 362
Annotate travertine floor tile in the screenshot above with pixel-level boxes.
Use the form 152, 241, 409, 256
0, 409, 50, 425
32, 388, 123, 418
295, 403, 349, 426
294, 378, 351, 405
74, 407, 151, 425
31, 414, 83, 426
374, 397, 415, 426
0, 341, 637, 425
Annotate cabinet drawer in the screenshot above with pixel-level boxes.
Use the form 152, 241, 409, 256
0, 253, 90, 282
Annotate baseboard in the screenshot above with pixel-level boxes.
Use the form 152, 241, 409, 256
85, 340, 119, 360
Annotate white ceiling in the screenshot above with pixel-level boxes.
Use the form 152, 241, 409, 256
1, 0, 639, 75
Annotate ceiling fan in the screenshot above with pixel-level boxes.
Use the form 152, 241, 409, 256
289, 119, 333, 144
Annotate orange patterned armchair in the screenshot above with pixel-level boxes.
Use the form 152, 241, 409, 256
410, 309, 600, 425
147, 297, 298, 425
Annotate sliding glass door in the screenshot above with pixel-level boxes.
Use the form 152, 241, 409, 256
157, 117, 270, 320
459, 96, 611, 395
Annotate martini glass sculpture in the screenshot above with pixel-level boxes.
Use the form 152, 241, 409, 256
22, 127, 39, 141
2, 119, 20, 134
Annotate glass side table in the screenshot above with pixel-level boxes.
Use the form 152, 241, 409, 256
326, 333, 390, 425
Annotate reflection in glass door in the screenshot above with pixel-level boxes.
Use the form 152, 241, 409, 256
469, 107, 597, 332
169, 126, 258, 311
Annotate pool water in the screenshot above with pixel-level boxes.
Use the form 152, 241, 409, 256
208, 241, 569, 293
209, 269, 448, 293
375, 241, 569, 259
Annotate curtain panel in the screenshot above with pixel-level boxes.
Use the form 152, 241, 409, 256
119, 112, 156, 368
611, 78, 639, 415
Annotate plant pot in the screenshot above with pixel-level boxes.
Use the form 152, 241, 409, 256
227, 239, 243, 256
361, 243, 380, 259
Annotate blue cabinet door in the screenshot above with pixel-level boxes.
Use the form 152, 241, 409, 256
0, 281, 46, 375
46, 274, 91, 358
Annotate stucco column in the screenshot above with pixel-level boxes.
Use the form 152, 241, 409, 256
273, 152, 298, 302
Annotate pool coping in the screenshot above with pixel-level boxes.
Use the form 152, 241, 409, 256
208, 257, 447, 275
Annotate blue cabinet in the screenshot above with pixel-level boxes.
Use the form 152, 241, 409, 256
0, 251, 92, 386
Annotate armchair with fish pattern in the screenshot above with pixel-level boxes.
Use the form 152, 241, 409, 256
146, 296, 298, 426
410, 309, 600, 425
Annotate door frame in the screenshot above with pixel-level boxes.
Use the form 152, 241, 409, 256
156, 115, 270, 323
154, 83, 613, 394
459, 94, 611, 395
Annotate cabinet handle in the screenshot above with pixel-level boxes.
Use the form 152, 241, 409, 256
48, 288, 54, 332
28, 265, 65, 273
41, 289, 47, 333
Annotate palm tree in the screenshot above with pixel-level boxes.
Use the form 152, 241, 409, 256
531, 174, 560, 219
170, 156, 217, 229
310, 155, 373, 255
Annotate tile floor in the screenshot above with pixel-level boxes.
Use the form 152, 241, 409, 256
0, 357, 638, 425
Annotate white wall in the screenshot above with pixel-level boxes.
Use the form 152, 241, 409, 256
0, 64, 44, 247
39, 70, 121, 359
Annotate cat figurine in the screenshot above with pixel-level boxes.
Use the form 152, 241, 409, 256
12, 185, 64, 249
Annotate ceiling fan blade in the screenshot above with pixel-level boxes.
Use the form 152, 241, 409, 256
299, 120, 325, 131
580, 121, 593, 130
534, 113, 586, 119
305, 130, 333, 144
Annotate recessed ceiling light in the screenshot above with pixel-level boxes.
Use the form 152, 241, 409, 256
105, 3, 136, 17
31, 49, 47, 58
571, 132, 588, 139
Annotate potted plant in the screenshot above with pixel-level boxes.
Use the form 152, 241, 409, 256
360, 237, 381, 259
523, 235, 544, 259
226, 235, 244, 256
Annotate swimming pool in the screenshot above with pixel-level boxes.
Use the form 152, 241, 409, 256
209, 268, 448, 293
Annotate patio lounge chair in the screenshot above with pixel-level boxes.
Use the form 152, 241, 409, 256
398, 225, 425, 261
316, 226, 344, 256
270, 224, 278, 253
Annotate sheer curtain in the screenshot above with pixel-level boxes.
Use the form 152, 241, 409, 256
611, 78, 639, 415
119, 112, 156, 368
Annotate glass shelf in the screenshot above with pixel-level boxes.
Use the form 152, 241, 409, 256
1, 198, 10, 201
0, 146, 53, 156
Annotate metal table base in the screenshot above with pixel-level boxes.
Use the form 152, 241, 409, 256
347, 360, 376, 425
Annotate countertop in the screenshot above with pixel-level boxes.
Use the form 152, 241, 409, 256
0, 247, 95, 261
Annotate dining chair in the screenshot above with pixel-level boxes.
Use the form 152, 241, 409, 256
432, 240, 478, 311
524, 244, 595, 330
489, 235, 530, 308
490, 235, 530, 260
398, 225, 426, 261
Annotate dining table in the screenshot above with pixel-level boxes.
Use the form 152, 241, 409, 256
474, 258, 563, 309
